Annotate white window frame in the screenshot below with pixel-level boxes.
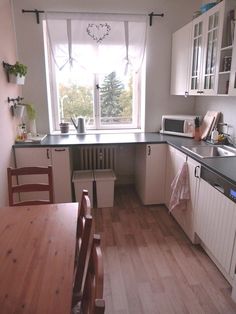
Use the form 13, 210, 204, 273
43, 21, 145, 133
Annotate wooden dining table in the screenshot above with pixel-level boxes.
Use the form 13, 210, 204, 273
0, 202, 78, 314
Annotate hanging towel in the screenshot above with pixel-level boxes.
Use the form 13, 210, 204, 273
169, 161, 190, 212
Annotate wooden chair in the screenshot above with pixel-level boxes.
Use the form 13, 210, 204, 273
76, 190, 92, 240
73, 190, 93, 306
7, 166, 54, 206
80, 234, 105, 314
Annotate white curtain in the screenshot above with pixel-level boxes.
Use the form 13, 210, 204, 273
44, 12, 147, 74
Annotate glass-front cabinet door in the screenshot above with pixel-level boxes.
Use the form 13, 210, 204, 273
189, 18, 204, 95
189, 3, 223, 95
229, 35, 236, 95
203, 11, 220, 94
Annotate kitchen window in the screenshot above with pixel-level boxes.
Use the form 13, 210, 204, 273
43, 13, 147, 132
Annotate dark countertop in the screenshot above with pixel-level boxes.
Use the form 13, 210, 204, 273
13, 132, 236, 185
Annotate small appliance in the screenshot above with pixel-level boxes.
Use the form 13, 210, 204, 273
160, 115, 199, 138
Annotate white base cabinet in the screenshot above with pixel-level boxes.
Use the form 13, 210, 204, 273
135, 144, 167, 205
196, 178, 236, 281
165, 145, 200, 243
14, 147, 72, 203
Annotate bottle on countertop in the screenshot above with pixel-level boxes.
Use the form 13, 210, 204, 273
194, 116, 201, 141
21, 123, 27, 140
211, 128, 219, 143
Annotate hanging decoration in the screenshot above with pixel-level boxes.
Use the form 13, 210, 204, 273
86, 23, 111, 43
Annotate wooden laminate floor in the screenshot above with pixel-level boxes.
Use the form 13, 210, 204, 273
92, 185, 236, 314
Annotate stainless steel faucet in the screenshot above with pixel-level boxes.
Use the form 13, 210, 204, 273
218, 123, 235, 147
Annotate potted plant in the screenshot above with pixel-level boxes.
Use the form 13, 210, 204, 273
7, 61, 28, 85
25, 104, 37, 135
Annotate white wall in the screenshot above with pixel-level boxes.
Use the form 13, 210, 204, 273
12, 0, 200, 133
195, 97, 236, 141
0, 0, 21, 206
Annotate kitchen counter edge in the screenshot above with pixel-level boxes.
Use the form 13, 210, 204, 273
13, 132, 236, 185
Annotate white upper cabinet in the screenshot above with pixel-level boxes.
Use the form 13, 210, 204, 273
170, 22, 192, 96
189, 3, 223, 95
171, 0, 236, 96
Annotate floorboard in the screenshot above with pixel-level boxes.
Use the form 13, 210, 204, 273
92, 185, 236, 314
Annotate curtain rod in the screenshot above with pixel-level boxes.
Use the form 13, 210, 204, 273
22, 9, 164, 26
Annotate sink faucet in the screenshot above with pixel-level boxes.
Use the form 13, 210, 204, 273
222, 133, 236, 147
218, 123, 235, 147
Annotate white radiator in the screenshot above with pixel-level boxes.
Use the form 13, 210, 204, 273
78, 145, 117, 171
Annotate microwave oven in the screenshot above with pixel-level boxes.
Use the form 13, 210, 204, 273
160, 115, 198, 138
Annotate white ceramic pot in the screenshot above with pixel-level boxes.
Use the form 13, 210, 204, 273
13, 104, 25, 118
9, 73, 25, 85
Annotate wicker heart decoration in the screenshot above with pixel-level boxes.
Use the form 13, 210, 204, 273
87, 23, 111, 43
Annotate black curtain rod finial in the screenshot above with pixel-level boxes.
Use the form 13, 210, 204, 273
22, 9, 45, 24
148, 12, 164, 26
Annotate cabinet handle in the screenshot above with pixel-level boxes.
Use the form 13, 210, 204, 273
46, 148, 50, 159
147, 145, 151, 156
54, 148, 66, 152
194, 165, 200, 178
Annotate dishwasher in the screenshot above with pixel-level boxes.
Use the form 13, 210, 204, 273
201, 167, 236, 203
196, 166, 236, 282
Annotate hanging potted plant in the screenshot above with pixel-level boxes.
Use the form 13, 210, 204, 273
7, 61, 28, 85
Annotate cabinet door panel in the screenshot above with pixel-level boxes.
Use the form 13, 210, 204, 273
188, 2, 224, 95
202, 9, 222, 95
229, 23, 236, 95
171, 22, 192, 95
165, 146, 200, 243
197, 179, 236, 276
51, 148, 72, 203
14, 147, 51, 201
135, 144, 167, 205
15, 147, 51, 167
145, 144, 167, 204
189, 18, 204, 94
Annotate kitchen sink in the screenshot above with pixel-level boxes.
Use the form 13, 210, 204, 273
181, 145, 236, 158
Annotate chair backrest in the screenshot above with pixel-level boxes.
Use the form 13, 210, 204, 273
73, 190, 93, 305
81, 234, 105, 314
7, 166, 54, 206
77, 189, 92, 239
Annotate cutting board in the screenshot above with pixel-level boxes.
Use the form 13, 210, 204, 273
201, 111, 220, 140
208, 111, 221, 137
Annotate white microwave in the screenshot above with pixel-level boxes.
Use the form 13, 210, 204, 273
160, 115, 198, 138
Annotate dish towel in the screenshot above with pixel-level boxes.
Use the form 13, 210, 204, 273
169, 161, 190, 212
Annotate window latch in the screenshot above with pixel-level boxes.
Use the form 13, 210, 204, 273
96, 84, 100, 90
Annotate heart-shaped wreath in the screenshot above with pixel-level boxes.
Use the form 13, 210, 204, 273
86, 23, 111, 43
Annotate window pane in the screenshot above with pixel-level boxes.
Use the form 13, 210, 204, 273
99, 71, 134, 127
57, 67, 95, 128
